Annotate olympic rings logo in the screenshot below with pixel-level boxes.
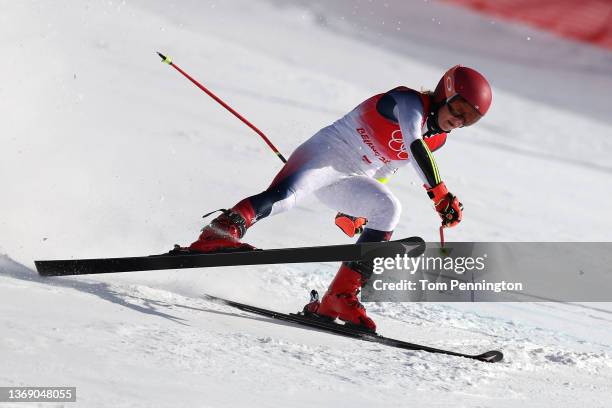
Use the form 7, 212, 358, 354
388, 130, 408, 159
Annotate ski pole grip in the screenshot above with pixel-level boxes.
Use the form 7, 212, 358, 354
157, 52, 172, 65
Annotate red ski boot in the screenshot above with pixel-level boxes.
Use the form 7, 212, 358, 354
188, 200, 256, 253
304, 262, 377, 332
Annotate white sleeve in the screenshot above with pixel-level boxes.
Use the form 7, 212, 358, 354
390, 91, 424, 145
390, 92, 434, 186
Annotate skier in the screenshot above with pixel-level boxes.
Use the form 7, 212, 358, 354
185, 65, 492, 332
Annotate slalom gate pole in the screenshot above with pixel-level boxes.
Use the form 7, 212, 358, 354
157, 52, 287, 164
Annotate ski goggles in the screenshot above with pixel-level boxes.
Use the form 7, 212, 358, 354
447, 96, 483, 127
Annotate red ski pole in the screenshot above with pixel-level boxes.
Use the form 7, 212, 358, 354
439, 225, 448, 254
157, 52, 288, 164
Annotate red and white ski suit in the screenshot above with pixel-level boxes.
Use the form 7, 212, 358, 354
240, 87, 447, 234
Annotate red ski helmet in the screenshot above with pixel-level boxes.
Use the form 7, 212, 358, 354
433, 65, 492, 117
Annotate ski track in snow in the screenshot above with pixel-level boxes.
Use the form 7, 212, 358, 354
2, 0, 612, 406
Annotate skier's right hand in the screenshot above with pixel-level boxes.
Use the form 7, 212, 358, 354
426, 182, 463, 228
335, 213, 368, 237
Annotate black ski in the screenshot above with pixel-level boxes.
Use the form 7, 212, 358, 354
36, 236, 424, 277
205, 294, 504, 363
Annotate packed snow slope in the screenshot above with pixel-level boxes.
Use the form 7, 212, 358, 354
1, 1, 611, 407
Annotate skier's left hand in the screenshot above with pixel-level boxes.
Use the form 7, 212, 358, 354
426, 182, 464, 228
335, 213, 368, 237
439, 194, 463, 227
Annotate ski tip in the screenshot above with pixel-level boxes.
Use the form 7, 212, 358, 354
398, 236, 426, 257
476, 350, 504, 363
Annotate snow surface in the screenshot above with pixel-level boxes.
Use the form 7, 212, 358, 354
1, 1, 611, 407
